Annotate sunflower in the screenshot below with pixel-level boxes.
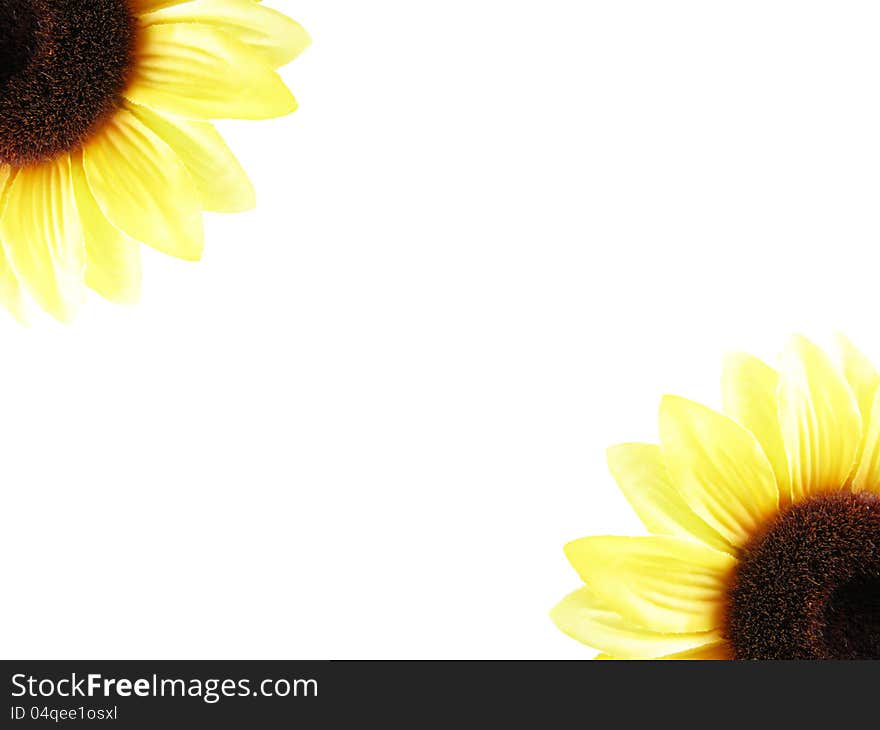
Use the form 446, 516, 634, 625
0, 0, 309, 321
552, 335, 880, 660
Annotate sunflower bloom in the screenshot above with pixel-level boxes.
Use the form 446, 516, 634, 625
552, 335, 880, 660
0, 0, 309, 320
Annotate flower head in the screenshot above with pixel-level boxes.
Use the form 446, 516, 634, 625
0, 0, 309, 320
553, 335, 880, 660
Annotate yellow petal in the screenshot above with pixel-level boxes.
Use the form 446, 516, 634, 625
656, 641, 732, 660
721, 353, 790, 503
596, 641, 732, 660
69, 153, 141, 305
836, 333, 880, 472
550, 587, 722, 659
778, 335, 862, 501
0, 156, 84, 321
0, 165, 12, 205
140, 0, 311, 68
0, 167, 27, 322
851, 388, 880, 493
836, 334, 880, 424
83, 109, 204, 261
564, 535, 734, 632
659, 396, 779, 546
131, 0, 190, 12
125, 23, 297, 120
606, 443, 732, 554
128, 103, 255, 213
0, 244, 26, 323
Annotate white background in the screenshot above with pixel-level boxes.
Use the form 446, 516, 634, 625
4, 0, 880, 658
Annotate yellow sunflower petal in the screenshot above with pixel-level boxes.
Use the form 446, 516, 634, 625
655, 641, 732, 660
659, 395, 779, 546
0, 244, 26, 323
0, 156, 84, 321
0, 167, 27, 322
721, 353, 790, 502
851, 389, 880, 493
595, 642, 732, 661
140, 0, 311, 69
836, 334, 880, 473
778, 335, 862, 501
69, 153, 141, 305
124, 23, 297, 120
131, 0, 190, 12
836, 334, 880, 424
606, 443, 732, 554
564, 535, 735, 633
83, 108, 204, 261
550, 587, 722, 659
128, 103, 255, 213
0, 166, 12, 205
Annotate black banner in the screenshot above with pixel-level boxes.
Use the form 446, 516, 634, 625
0, 660, 874, 727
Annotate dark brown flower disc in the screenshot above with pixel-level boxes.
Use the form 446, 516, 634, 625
726, 491, 880, 660
0, 0, 137, 167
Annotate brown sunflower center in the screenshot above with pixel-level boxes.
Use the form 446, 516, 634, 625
725, 491, 880, 660
0, 0, 137, 167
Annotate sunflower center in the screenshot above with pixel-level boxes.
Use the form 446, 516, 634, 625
725, 491, 880, 660
0, 0, 137, 167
